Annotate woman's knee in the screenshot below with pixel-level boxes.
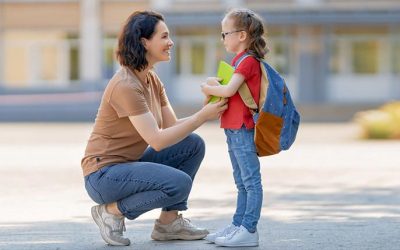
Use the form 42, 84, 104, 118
85, 173, 106, 204
186, 133, 205, 156
169, 172, 193, 200
179, 172, 193, 194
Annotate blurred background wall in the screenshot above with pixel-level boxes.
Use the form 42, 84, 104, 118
0, 0, 399, 121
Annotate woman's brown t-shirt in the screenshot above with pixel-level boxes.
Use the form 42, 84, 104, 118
81, 67, 169, 176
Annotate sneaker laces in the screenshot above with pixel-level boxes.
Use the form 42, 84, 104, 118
177, 215, 195, 229
217, 224, 235, 235
110, 217, 126, 237
225, 226, 241, 240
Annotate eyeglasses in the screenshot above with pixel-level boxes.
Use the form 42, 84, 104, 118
221, 30, 244, 40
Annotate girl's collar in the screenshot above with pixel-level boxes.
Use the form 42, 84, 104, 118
232, 50, 248, 63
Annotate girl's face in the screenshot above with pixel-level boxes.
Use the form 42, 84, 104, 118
142, 21, 174, 66
221, 17, 245, 54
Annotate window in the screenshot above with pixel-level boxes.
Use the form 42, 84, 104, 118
103, 45, 115, 79
191, 43, 205, 74
4, 43, 29, 86
329, 42, 339, 74
39, 45, 58, 81
69, 45, 79, 81
272, 41, 290, 75
267, 39, 290, 75
352, 41, 379, 74
102, 37, 118, 79
173, 38, 210, 75
66, 35, 79, 82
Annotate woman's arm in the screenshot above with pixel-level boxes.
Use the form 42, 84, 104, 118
161, 93, 216, 128
161, 104, 178, 128
129, 99, 228, 151
161, 105, 191, 128
201, 73, 245, 98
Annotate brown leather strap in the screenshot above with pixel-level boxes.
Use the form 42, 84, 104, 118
238, 61, 269, 114
238, 83, 258, 111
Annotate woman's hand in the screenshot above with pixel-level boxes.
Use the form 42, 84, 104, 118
203, 95, 211, 106
198, 98, 228, 121
129, 99, 227, 151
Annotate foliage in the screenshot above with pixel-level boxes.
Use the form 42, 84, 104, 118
354, 102, 400, 139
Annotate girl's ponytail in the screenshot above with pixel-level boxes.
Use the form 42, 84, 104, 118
247, 21, 268, 59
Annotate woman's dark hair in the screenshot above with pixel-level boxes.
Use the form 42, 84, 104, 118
226, 8, 268, 59
116, 11, 164, 72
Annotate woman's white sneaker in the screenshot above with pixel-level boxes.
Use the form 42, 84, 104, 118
151, 214, 209, 241
91, 205, 130, 246
214, 225, 259, 247
204, 224, 238, 243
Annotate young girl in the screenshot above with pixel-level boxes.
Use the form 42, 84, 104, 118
201, 8, 268, 247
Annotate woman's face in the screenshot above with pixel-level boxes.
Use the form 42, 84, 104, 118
142, 21, 174, 66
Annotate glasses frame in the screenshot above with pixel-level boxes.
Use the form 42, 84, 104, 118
221, 30, 244, 40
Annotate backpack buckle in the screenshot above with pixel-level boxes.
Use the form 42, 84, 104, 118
250, 109, 259, 115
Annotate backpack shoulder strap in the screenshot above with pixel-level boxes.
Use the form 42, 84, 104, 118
234, 54, 251, 68
235, 53, 258, 112
236, 56, 269, 114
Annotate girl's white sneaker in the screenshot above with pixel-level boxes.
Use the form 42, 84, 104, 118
214, 225, 259, 247
204, 224, 238, 243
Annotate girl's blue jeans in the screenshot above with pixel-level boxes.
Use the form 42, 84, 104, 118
84, 133, 205, 220
225, 126, 263, 233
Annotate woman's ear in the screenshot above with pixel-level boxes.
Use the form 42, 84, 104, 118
141, 38, 148, 49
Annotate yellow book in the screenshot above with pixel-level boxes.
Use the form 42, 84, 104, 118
208, 61, 235, 103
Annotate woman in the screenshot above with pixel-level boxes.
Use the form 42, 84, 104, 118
81, 10, 227, 246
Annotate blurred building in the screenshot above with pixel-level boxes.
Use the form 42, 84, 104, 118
0, 0, 400, 121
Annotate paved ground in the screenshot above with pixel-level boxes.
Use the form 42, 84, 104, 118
0, 122, 399, 250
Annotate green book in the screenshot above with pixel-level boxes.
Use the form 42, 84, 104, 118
208, 61, 235, 103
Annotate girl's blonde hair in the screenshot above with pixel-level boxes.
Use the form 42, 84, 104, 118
225, 8, 268, 59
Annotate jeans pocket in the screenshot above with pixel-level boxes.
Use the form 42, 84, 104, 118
225, 129, 240, 146
226, 129, 241, 135
225, 129, 247, 150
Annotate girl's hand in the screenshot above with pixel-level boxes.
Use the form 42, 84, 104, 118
200, 82, 211, 96
201, 77, 222, 96
206, 77, 221, 86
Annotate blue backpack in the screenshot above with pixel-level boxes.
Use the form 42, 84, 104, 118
235, 54, 300, 156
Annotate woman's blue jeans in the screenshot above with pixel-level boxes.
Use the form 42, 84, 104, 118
84, 133, 205, 220
225, 127, 263, 233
